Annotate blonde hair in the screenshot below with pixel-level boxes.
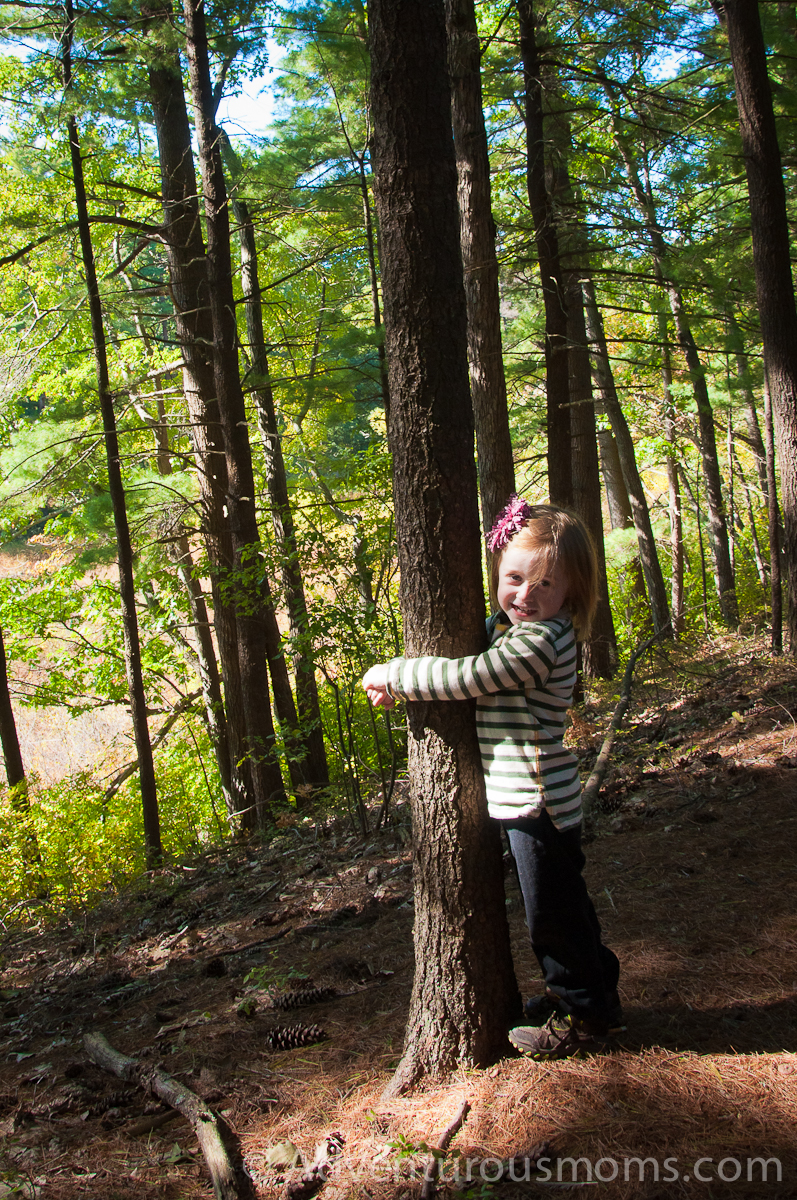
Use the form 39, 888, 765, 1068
489, 504, 598, 638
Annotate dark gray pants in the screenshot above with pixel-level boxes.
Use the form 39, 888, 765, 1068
504, 810, 620, 1026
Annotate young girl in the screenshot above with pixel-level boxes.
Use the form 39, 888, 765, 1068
362, 499, 621, 1060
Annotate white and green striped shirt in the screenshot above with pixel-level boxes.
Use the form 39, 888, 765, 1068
386, 613, 582, 831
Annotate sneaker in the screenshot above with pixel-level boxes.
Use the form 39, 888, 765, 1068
523, 989, 625, 1032
509, 1012, 616, 1060
523, 988, 559, 1023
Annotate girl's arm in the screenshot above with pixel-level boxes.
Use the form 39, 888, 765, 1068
363, 623, 567, 705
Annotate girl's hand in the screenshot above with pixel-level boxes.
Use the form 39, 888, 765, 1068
363, 664, 395, 709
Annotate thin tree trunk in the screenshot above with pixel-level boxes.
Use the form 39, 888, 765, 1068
613, 132, 739, 627
369, 0, 520, 1095
597, 429, 632, 529
566, 275, 616, 677
715, 0, 797, 651
128, 367, 235, 815
659, 314, 686, 634
110, 284, 236, 817
727, 404, 737, 575
583, 278, 671, 635
517, 0, 571, 506
62, 5, 161, 864
356, 158, 391, 419
169, 540, 234, 811
730, 439, 768, 588
727, 311, 768, 499
446, 0, 515, 532
681, 465, 710, 632
219, 131, 329, 794
147, 45, 254, 820
300, 40, 390, 422
0, 622, 25, 795
184, 0, 287, 822
596, 429, 648, 618
764, 374, 784, 653
0, 621, 44, 886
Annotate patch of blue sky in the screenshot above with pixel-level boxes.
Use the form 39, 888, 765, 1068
217, 76, 277, 141
217, 39, 285, 143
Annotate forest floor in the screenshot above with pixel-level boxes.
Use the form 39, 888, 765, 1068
1, 631, 797, 1199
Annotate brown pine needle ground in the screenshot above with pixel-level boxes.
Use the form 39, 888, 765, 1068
1, 632, 797, 1198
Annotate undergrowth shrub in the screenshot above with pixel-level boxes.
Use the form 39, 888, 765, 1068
0, 720, 232, 919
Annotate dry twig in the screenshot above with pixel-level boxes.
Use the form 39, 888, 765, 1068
419, 1098, 470, 1200
582, 628, 668, 813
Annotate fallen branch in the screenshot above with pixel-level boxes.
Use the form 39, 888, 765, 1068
84, 1030, 256, 1200
420, 1099, 470, 1200
582, 627, 669, 814
124, 1107, 182, 1136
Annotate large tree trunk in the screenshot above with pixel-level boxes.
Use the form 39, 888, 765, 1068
517, 0, 571, 506
583, 279, 671, 635
62, 6, 161, 865
566, 275, 617, 677
220, 132, 329, 794
614, 133, 739, 627
183, 0, 288, 822
715, 0, 797, 651
147, 48, 254, 820
368, 0, 520, 1095
445, 0, 515, 532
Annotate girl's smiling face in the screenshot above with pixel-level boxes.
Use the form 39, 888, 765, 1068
497, 545, 570, 626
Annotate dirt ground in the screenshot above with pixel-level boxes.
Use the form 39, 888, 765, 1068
2, 633, 797, 1199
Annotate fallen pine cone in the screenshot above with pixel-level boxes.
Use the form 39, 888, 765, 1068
272, 986, 336, 1010
268, 1023, 328, 1051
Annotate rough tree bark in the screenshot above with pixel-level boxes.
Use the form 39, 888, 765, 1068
368, 0, 521, 1095
62, 3, 161, 863
583, 279, 671, 635
715, 0, 797, 650
517, 0, 571, 506
445, 0, 515, 532
184, 0, 288, 821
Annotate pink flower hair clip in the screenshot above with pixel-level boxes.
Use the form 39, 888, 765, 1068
486, 495, 533, 553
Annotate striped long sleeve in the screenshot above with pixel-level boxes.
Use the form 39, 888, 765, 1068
386, 616, 582, 830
